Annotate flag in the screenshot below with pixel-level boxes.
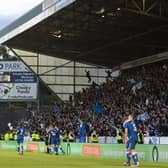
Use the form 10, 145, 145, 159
137, 112, 150, 121
94, 103, 104, 114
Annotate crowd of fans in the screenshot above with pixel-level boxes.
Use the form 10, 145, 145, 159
13, 61, 168, 142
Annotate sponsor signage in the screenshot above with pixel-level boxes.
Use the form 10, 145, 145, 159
12, 72, 37, 83
27, 143, 39, 152
82, 145, 101, 157
0, 83, 37, 99
0, 61, 37, 100
0, 61, 29, 72
1, 141, 168, 163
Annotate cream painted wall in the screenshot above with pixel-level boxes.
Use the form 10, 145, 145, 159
14, 49, 116, 100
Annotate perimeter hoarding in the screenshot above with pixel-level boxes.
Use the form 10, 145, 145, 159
60, 143, 168, 163
0, 141, 44, 152
0, 141, 168, 162
0, 61, 37, 100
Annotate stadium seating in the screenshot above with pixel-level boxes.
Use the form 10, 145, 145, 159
13, 61, 168, 142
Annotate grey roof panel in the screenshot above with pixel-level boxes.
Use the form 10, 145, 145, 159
0, 0, 76, 44
0, 3, 43, 38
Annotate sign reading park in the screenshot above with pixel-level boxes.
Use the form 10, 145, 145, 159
0, 61, 37, 100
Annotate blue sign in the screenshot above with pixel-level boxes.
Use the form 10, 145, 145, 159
12, 72, 37, 83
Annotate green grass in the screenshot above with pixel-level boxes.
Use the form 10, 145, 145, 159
0, 151, 167, 168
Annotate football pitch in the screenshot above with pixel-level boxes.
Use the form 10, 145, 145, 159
0, 151, 167, 168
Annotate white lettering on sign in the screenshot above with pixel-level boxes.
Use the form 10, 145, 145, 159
0, 61, 29, 72
5, 63, 21, 70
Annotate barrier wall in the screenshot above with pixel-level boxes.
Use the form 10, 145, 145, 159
0, 141, 45, 152
61, 143, 168, 162
144, 136, 168, 144
0, 141, 168, 162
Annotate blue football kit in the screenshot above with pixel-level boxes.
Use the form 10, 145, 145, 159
16, 126, 25, 155
124, 121, 138, 149
48, 128, 64, 155
48, 128, 60, 145
16, 127, 25, 144
124, 120, 139, 166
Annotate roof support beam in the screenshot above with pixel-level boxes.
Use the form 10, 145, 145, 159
123, 0, 168, 21
131, 0, 142, 11
146, 1, 158, 13
142, 0, 146, 11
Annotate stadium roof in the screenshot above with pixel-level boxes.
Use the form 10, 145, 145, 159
0, 0, 168, 67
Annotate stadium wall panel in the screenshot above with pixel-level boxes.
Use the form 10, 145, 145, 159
0, 141, 168, 162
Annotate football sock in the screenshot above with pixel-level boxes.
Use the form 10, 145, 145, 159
126, 152, 131, 164
55, 146, 58, 153
132, 152, 139, 165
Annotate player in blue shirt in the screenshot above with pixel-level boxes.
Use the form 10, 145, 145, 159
56, 127, 65, 155
123, 114, 139, 167
48, 124, 64, 155
16, 122, 25, 155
